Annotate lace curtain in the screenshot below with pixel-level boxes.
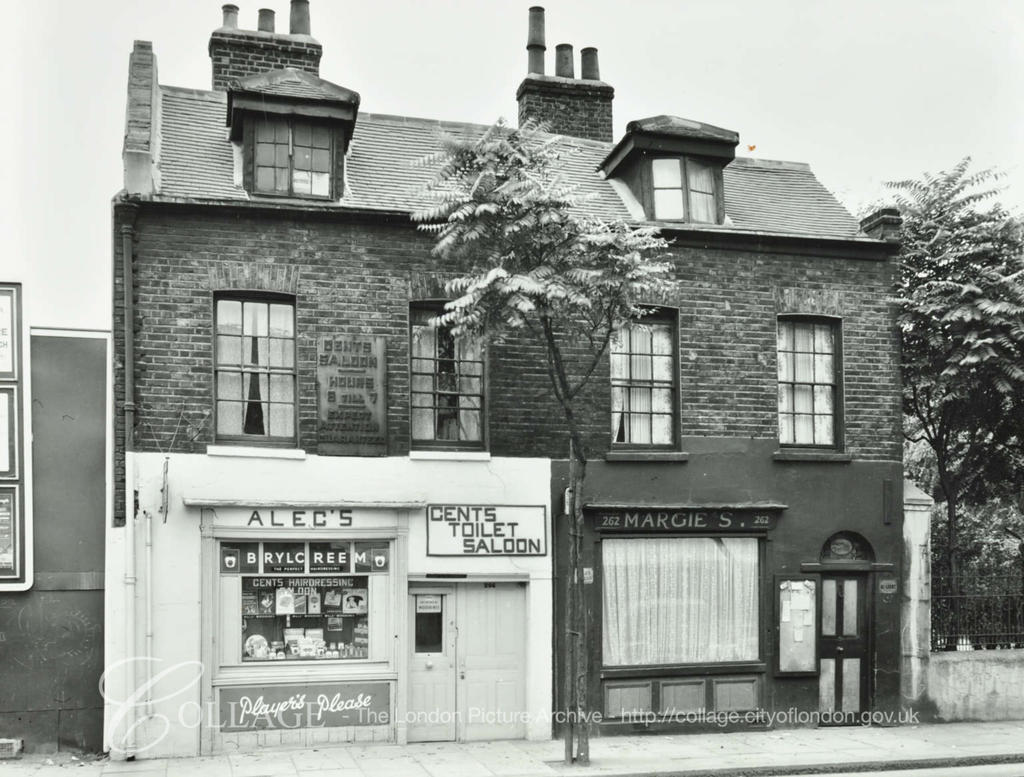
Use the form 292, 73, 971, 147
602, 537, 759, 666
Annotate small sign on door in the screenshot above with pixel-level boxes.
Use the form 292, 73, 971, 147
416, 594, 442, 613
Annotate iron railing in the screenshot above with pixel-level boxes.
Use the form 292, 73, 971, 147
931, 577, 1024, 651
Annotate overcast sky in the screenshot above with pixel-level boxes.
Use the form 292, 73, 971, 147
2, 0, 1021, 331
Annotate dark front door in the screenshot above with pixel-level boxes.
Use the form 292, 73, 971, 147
818, 574, 869, 720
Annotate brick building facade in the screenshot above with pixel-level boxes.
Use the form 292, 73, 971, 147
109, 1, 903, 758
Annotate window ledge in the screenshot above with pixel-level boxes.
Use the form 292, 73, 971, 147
408, 450, 491, 462
206, 445, 307, 461
772, 450, 852, 463
604, 451, 690, 463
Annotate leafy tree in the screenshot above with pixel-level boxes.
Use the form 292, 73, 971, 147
891, 158, 1024, 616
414, 120, 673, 763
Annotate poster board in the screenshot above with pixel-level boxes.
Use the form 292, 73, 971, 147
777, 577, 817, 674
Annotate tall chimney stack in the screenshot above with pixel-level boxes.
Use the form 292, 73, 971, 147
527, 6, 545, 75
209, 1, 322, 90
516, 8, 614, 142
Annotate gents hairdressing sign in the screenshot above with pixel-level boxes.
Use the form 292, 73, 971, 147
219, 681, 390, 731
427, 504, 547, 556
595, 506, 782, 532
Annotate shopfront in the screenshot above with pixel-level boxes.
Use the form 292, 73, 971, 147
105, 453, 553, 757
553, 449, 905, 735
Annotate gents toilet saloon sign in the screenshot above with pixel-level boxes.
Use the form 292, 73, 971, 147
219, 681, 390, 731
427, 504, 547, 556
316, 335, 387, 456
594, 506, 783, 532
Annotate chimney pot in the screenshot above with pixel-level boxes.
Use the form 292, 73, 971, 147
555, 43, 574, 78
257, 8, 275, 33
527, 6, 546, 75
221, 4, 239, 28
581, 47, 599, 80
290, 0, 311, 35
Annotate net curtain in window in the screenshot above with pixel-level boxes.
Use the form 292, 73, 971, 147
602, 537, 759, 666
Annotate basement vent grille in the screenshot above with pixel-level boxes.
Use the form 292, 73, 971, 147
0, 738, 23, 759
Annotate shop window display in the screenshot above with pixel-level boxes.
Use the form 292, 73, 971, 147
225, 539, 389, 662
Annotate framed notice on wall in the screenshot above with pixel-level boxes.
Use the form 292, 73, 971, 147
777, 576, 818, 674
0, 487, 18, 577
0, 286, 17, 380
0, 284, 23, 586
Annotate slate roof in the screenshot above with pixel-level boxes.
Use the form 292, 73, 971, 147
156, 85, 863, 239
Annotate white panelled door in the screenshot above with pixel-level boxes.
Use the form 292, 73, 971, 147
407, 582, 526, 742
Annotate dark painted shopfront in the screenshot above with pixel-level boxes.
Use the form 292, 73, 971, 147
552, 438, 903, 733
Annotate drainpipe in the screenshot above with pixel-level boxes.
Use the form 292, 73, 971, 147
120, 214, 138, 756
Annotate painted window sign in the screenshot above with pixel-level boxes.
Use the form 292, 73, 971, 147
595, 507, 780, 532
241, 576, 369, 662
219, 681, 389, 731
426, 504, 547, 556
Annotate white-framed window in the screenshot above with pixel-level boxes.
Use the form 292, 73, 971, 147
215, 296, 296, 444
610, 317, 676, 447
410, 306, 484, 449
777, 318, 840, 447
650, 157, 718, 223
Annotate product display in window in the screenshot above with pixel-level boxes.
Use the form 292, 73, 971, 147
241, 575, 369, 661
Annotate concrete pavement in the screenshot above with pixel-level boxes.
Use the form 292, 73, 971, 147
2, 721, 1024, 777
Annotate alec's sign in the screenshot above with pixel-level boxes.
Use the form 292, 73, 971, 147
219, 681, 389, 731
427, 504, 547, 556
595, 507, 781, 532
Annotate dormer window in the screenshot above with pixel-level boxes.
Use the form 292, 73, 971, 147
226, 68, 360, 202
254, 118, 333, 198
651, 157, 717, 223
601, 115, 738, 226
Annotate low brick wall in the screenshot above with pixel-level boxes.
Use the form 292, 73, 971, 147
927, 650, 1024, 721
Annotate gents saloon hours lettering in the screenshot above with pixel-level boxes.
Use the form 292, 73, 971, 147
596, 508, 779, 531
427, 504, 547, 556
317, 335, 387, 456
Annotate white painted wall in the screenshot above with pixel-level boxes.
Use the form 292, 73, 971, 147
105, 450, 553, 757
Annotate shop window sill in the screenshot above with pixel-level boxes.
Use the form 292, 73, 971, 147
772, 449, 852, 463
408, 450, 491, 462
605, 450, 689, 463
206, 445, 307, 460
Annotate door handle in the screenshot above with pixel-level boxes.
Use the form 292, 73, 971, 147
425, 660, 434, 669
836, 646, 845, 653
459, 670, 465, 680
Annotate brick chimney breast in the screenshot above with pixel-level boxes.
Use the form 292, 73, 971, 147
515, 7, 613, 143
209, 2, 322, 91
